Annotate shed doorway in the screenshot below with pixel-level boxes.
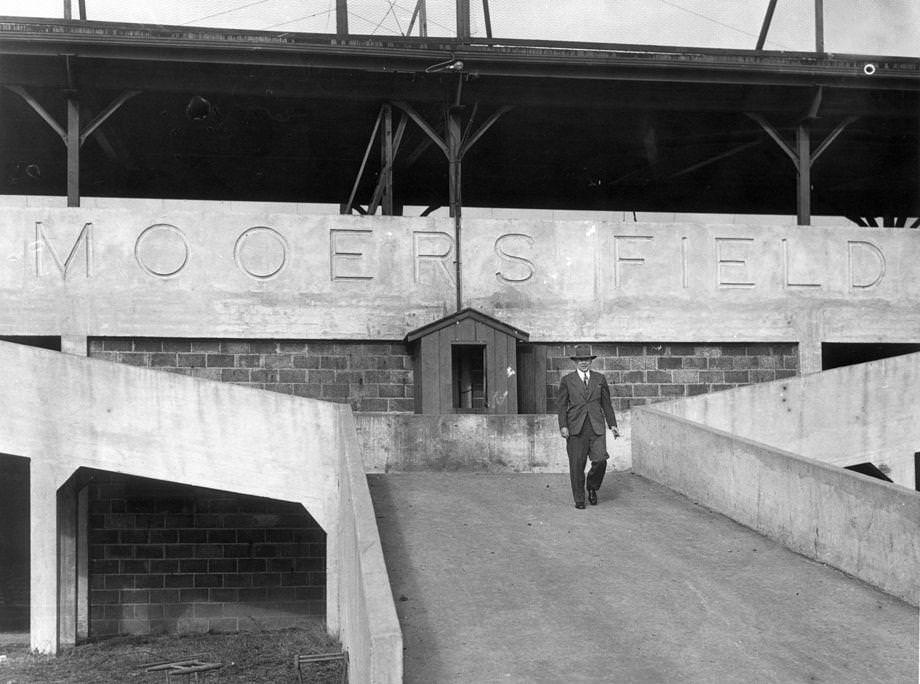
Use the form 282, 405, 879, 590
452, 344, 486, 411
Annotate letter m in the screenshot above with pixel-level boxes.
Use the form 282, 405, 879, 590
34, 221, 93, 278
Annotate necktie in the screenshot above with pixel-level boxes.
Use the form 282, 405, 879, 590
582, 373, 589, 387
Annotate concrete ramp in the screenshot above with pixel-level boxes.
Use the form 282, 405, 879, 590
0, 341, 403, 682
370, 473, 917, 683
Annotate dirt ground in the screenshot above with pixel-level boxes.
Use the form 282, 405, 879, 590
0, 624, 345, 683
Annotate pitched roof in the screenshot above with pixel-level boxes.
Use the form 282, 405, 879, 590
406, 308, 529, 343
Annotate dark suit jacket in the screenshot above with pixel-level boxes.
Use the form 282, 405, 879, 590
556, 370, 617, 436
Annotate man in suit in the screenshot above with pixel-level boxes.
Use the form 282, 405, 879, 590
556, 345, 619, 509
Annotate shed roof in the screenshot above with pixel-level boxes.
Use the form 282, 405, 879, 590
406, 308, 529, 343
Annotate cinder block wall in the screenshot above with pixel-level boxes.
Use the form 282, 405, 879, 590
88, 339, 414, 412
545, 343, 799, 412
88, 473, 325, 637
89, 339, 798, 417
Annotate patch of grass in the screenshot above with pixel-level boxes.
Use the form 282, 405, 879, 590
0, 624, 344, 683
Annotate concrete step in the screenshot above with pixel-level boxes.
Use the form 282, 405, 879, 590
369, 472, 917, 683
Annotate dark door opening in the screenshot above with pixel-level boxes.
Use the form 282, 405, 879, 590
452, 344, 486, 411
0, 455, 29, 632
821, 342, 920, 371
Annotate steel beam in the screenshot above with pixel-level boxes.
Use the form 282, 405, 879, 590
796, 123, 810, 224
6, 85, 66, 140
456, 0, 471, 42
448, 106, 463, 310
815, 0, 825, 54
756, 0, 778, 50
336, 0, 348, 37
66, 97, 79, 206
460, 105, 512, 157
78, 89, 139, 145
407, 1, 428, 38
343, 106, 383, 214
380, 104, 393, 215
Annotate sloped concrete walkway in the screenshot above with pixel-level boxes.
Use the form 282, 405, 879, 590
369, 473, 918, 683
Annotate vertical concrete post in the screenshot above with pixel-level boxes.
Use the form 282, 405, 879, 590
30, 463, 60, 653
797, 337, 823, 374
58, 482, 77, 648
76, 484, 89, 641
61, 335, 88, 356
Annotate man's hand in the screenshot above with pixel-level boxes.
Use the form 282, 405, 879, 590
611, 426, 620, 439
560, 427, 569, 438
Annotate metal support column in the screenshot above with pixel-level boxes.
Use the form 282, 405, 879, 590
795, 123, 811, 225
756, 0, 778, 50
447, 106, 463, 310
66, 97, 80, 207
748, 110, 856, 226
814, 0, 824, 53
380, 104, 394, 216
391, 99, 511, 309
482, 0, 492, 39
336, 0, 348, 37
456, 0, 470, 41
407, 0, 428, 37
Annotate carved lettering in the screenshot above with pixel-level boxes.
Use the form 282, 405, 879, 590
135, 224, 190, 278
848, 240, 885, 289
613, 235, 653, 287
494, 232, 535, 283
782, 238, 821, 289
715, 237, 755, 288
330, 229, 374, 281
33, 221, 93, 278
235, 226, 287, 280
413, 230, 454, 284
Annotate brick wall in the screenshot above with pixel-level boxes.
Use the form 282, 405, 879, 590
545, 343, 799, 412
87, 339, 414, 412
89, 473, 325, 637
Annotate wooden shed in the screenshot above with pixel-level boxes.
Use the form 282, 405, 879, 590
406, 308, 530, 415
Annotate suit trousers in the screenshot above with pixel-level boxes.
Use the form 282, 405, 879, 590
566, 427, 608, 504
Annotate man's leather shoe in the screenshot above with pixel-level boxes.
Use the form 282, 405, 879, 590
588, 489, 597, 505
575, 502, 586, 509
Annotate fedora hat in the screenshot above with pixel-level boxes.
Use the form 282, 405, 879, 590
570, 345, 596, 360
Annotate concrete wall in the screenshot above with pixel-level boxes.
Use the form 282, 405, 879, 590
0, 341, 403, 681
631, 408, 920, 605
3, 204, 920, 374
355, 413, 633, 473
335, 410, 403, 683
648, 352, 920, 488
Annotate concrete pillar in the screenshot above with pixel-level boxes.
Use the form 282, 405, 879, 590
30, 463, 60, 653
61, 335, 88, 356
58, 483, 77, 648
798, 337, 823, 374
77, 485, 89, 641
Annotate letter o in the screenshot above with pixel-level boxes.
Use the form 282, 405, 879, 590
234, 226, 288, 280
134, 223, 190, 278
